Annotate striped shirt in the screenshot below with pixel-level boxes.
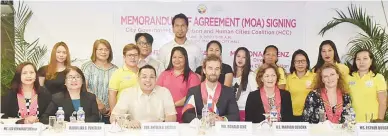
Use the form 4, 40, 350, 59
82, 61, 118, 108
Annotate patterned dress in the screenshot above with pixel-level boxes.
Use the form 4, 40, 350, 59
302, 90, 352, 124
18, 98, 39, 117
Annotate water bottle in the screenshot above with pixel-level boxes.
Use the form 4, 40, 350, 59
349, 108, 356, 124
56, 107, 65, 128
201, 104, 209, 128
77, 107, 85, 123
269, 106, 278, 122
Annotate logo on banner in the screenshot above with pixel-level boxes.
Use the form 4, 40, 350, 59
197, 4, 207, 14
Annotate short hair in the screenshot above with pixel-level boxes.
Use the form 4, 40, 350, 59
172, 13, 189, 26
289, 49, 310, 73
256, 64, 280, 88
123, 43, 140, 55
313, 63, 348, 94
263, 45, 279, 64
135, 33, 154, 45
138, 64, 156, 76
202, 54, 222, 70
350, 49, 377, 76
91, 39, 113, 62
206, 40, 222, 53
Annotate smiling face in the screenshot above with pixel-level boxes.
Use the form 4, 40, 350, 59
203, 60, 221, 83
138, 68, 156, 92
96, 43, 110, 61
56, 45, 67, 63
172, 50, 185, 70
261, 68, 278, 88
124, 49, 139, 67
21, 64, 36, 86
321, 67, 339, 88
294, 54, 308, 72
65, 70, 83, 91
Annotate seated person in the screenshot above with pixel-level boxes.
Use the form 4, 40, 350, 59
302, 63, 352, 124
41, 66, 99, 123
110, 65, 177, 128
182, 55, 239, 123
1, 62, 51, 124
245, 64, 293, 123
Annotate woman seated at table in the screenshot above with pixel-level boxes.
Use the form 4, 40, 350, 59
245, 64, 293, 123
302, 63, 352, 124
41, 66, 99, 123
1, 62, 51, 124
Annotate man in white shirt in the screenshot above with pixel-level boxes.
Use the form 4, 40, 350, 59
158, 13, 203, 70
110, 65, 177, 128
182, 55, 239, 123
135, 33, 165, 76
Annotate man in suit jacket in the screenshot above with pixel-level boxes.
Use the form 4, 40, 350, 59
182, 55, 239, 123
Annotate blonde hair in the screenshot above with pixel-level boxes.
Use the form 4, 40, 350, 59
123, 43, 140, 55
46, 42, 71, 80
313, 63, 348, 94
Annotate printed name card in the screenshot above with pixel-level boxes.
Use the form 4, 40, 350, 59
0, 124, 42, 136
357, 123, 388, 136
272, 122, 309, 134
65, 123, 105, 136
141, 122, 179, 136
215, 122, 252, 135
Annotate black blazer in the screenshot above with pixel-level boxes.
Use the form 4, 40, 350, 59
182, 84, 240, 123
40, 91, 99, 124
1, 87, 51, 120
245, 89, 293, 123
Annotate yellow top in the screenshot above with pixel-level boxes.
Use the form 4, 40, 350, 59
286, 71, 315, 115
348, 71, 387, 122
108, 65, 138, 100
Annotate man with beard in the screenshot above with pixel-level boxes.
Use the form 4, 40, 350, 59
158, 13, 203, 71
182, 55, 239, 123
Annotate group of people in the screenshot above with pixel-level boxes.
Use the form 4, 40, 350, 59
1, 13, 387, 127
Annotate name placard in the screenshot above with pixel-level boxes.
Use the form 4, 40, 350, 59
272, 122, 309, 134
141, 122, 179, 136
65, 123, 105, 136
0, 124, 42, 136
215, 121, 252, 135
357, 123, 388, 135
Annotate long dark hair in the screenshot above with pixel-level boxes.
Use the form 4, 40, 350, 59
206, 40, 222, 53
350, 49, 377, 76
166, 46, 191, 83
289, 49, 310, 73
313, 40, 341, 72
233, 47, 251, 90
64, 66, 87, 93
263, 45, 279, 64
11, 62, 40, 94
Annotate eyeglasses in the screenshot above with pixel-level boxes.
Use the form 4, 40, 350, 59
125, 54, 139, 58
97, 48, 109, 52
66, 76, 82, 81
137, 42, 150, 47
294, 60, 307, 64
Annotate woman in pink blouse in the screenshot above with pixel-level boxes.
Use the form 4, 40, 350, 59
157, 47, 201, 123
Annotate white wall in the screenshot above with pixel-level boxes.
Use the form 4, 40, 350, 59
21, 0, 388, 71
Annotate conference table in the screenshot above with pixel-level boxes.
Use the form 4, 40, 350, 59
1, 118, 363, 136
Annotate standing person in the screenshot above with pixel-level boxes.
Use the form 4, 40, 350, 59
1, 62, 51, 124
158, 13, 203, 71
108, 44, 139, 112
182, 55, 240, 123
245, 64, 293, 123
286, 49, 315, 122
231, 47, 257, 121
348, 49, 387, 122
41, 66, 99, 123
255, 45, 287, 89
302, 63, 352, 124
195, 40, 233, 87
135, 33, 165, 77
312, 40, 349, 77
38, 42, 71, 94
157, 47, 201, 122
82, 39, 118, 124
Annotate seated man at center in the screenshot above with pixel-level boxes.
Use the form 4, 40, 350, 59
110, 65, 177, 127
182, 55, 239, 123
